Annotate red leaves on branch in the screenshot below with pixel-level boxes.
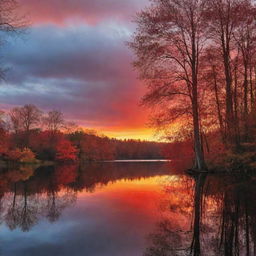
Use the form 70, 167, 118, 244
55, 139, 77, 162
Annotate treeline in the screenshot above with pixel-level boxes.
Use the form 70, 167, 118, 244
130, 0, 256, 170
0, 104, 166, 163
69, 131, 166, 161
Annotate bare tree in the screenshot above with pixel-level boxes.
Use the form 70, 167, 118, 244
18, 104, 42, 132
0, 0, 27, 78
9, 107, 22, 133
233, 3, 256, 140
9, 104, 42, 146
44, 110, 65, 132
202, 48, 226, 143
129, 0, 209, 170
205, 0, 253, 146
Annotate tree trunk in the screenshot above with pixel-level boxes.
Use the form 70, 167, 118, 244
234, 61, 241, 145
191, 173, 206, 256
249, 64, 254, 112
191, 13, 205, 171
192, 93, 205, 170
243, 61, 249, 141
220, 21, 236, 145
212, 65, 225, 143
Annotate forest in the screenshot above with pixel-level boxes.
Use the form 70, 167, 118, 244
0, 104, 167, 163
129, 0, 256, 172
2, 0, 256, 172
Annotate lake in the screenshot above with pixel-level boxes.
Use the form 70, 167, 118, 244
0, 162, 254, 256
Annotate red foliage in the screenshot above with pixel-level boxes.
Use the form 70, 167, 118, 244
162, 140, 194, 161
29, 130, 59, 151
6, 148, 23, 161
29, 131, 74, 161
55, 139, 77, 162
54, 164, 78, 185
6, 148, 36, 162
0, 129, 10, 155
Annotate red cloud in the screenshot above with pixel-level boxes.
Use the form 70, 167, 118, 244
19, 0, 148, 25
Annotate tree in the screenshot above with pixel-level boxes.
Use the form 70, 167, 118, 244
55, 139, 77, 162
9, 104, 42, 147
19, 104, 42, 132
44, 110, 65, 133
202, 48, 226, 142
205, 0, 252, 145
0, 0, 26, 77
9, 107, 21, 134
233, 3, 256, 140
129, 0, 208, 170
9, 104, 42, 133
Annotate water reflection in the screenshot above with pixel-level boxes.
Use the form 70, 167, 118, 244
0, 162, 172, 256
0, 165, 77, 232
145, 172, 256, 256
0, 162, 170, 233
1, 162, 254, 256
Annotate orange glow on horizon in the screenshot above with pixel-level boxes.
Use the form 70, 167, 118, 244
103, 128, 157, 141
78, 125, 159, 141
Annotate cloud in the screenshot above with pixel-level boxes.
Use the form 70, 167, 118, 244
0, 23, 149, 131
0, 0, 154, 138
19, 0, 148, 26
5, 24, 132, 81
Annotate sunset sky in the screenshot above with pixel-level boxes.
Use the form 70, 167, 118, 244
0, 0, 156, 140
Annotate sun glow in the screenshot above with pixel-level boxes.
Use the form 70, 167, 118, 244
103, 128, 156, 141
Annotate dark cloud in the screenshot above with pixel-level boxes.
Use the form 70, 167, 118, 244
5, 25, 132, 82
0, 24, 149, 130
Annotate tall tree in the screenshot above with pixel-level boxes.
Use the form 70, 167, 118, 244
202, 48, 226, 143
206, 0, 251, 145
129, 0, 208, 170
233, 3, 256, 140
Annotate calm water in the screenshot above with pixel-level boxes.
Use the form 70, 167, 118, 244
0, 162, 255, 256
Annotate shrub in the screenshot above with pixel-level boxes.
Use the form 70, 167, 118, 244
7, 147, 36, 163
56, 139, 77, 162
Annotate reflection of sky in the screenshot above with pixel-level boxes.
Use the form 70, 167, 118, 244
0, 177, 166, 256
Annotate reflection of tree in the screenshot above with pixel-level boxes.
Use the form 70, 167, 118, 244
190, 174, 206, 256
6, 182, 39, 232
46, 190, 61, 222
145, 174, 256, 256
19, 182, 38, 231
72, 162, 171, 192
6, 183, 20, 230
218, 180, 256, 255
145, 219, 191, 256
3, 165, 78, 232
145, 175, 194, 256
46, 188, 76, 223
0, 162, 170, 232
5, 166, 37, 231
45, 164, 77, 222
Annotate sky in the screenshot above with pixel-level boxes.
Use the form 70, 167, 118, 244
0, 0, 156, 140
